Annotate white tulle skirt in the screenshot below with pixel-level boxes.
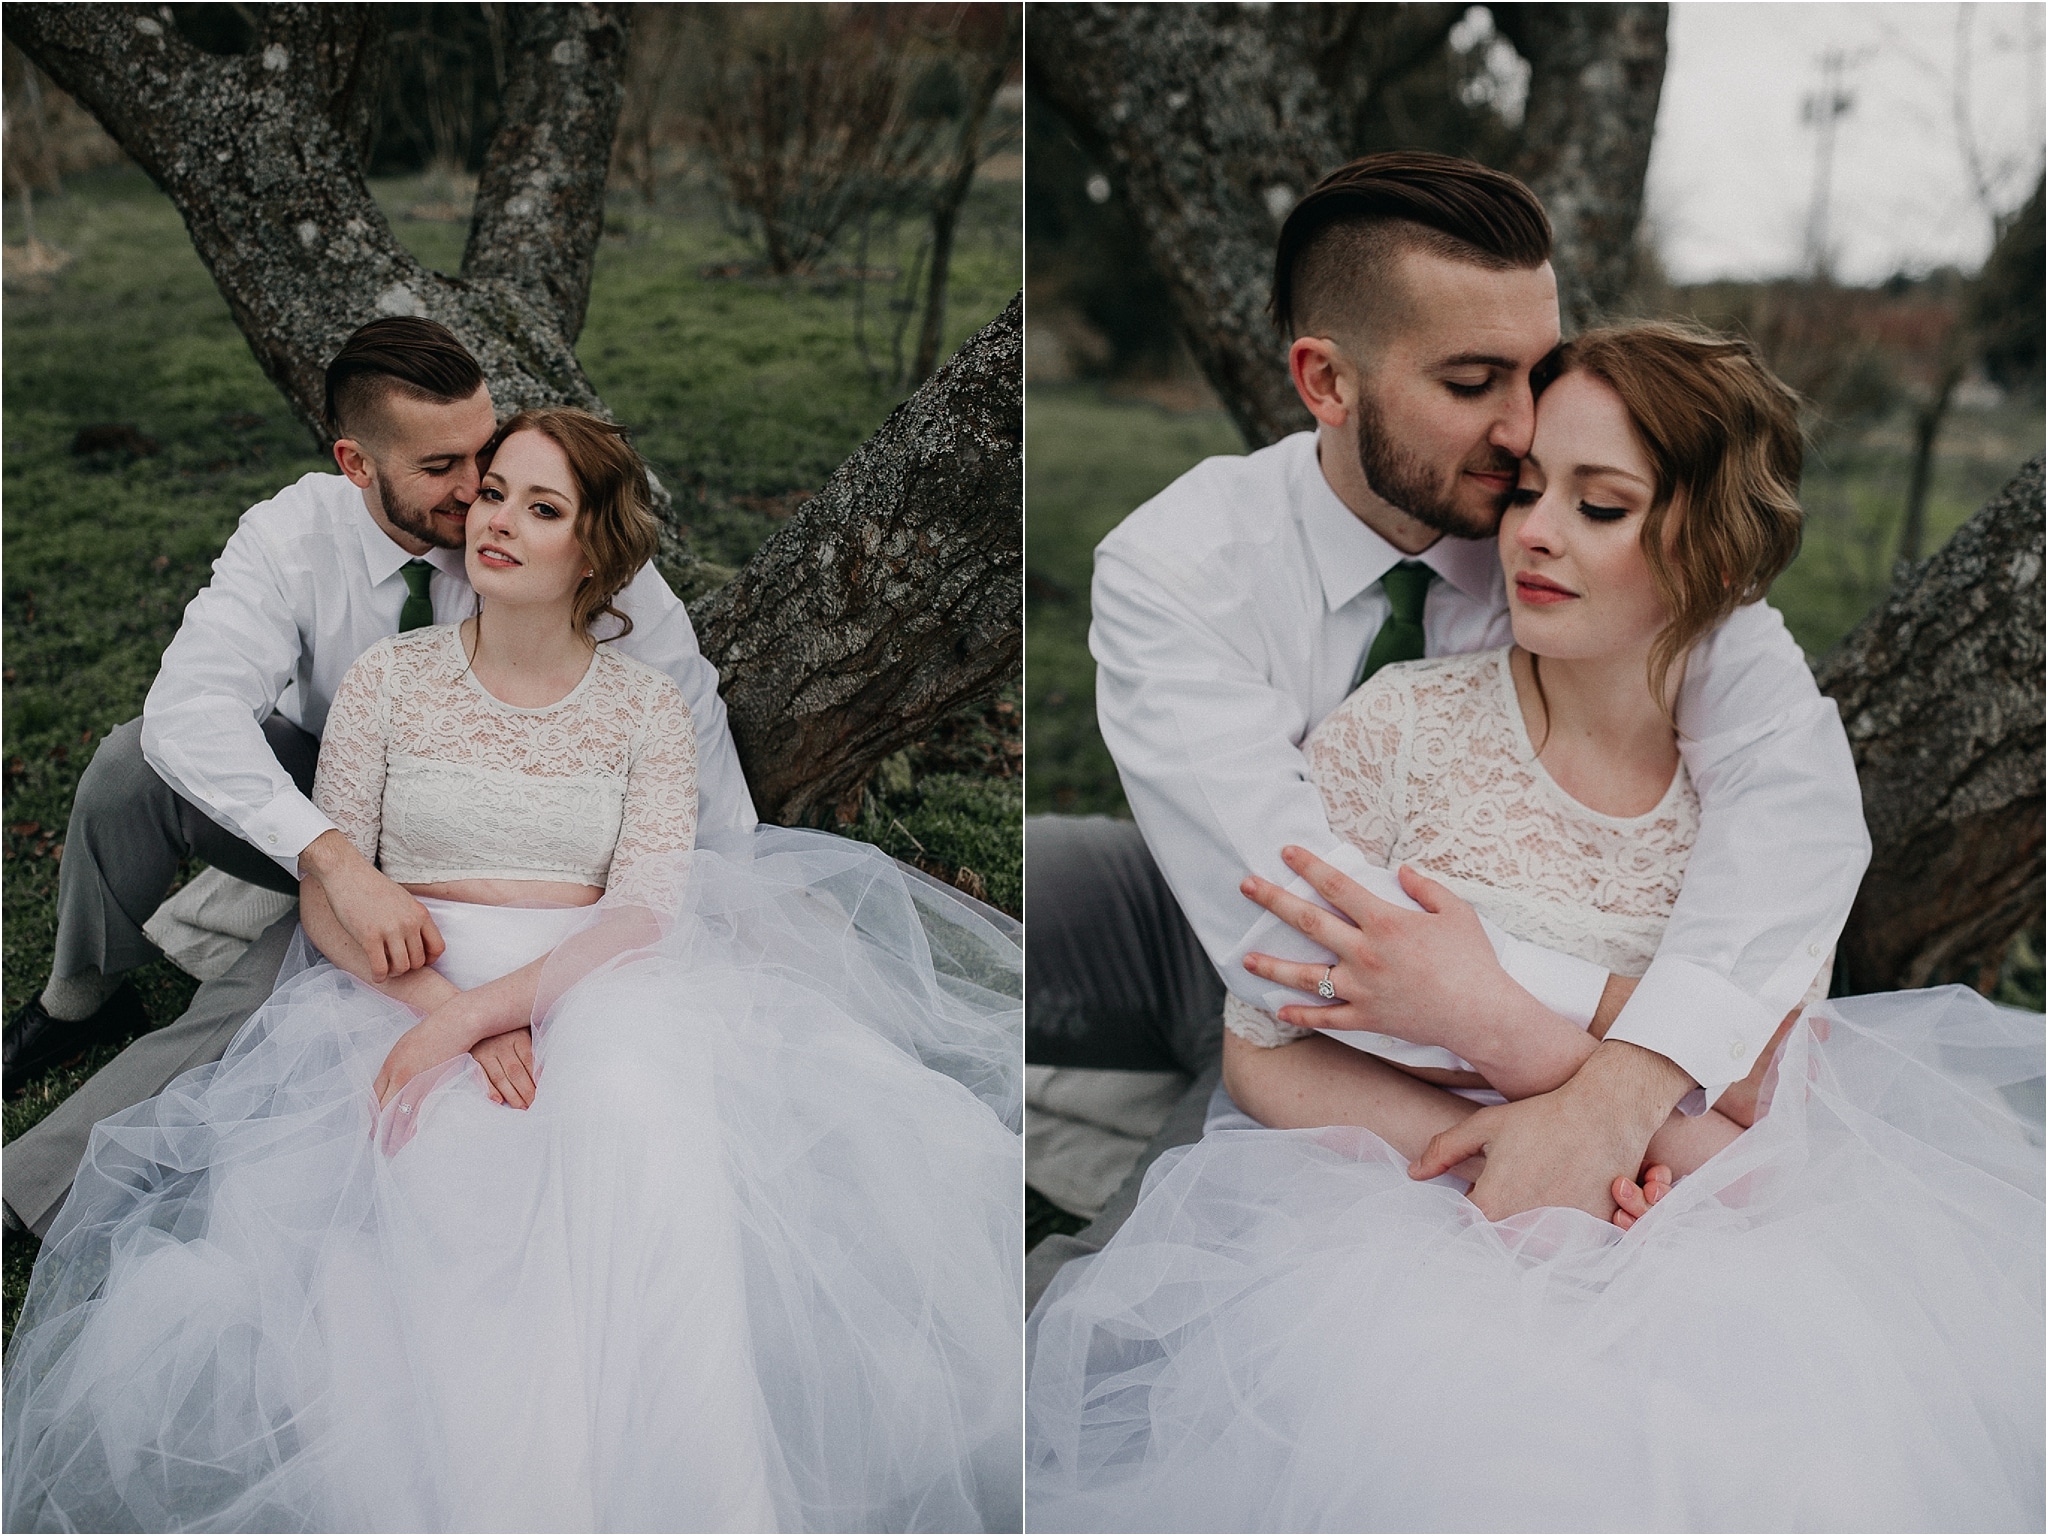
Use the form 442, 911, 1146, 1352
1027, 987, 2044, 1533
5, 829, 1023, 1533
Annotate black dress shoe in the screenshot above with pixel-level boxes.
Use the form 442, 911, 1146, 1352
3, 983, 147, 1097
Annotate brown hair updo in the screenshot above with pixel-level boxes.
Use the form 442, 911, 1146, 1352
478, 407, 659, 642
1548, 321, 1806, 707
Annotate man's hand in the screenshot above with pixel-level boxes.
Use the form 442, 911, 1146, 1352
300, 829, 444, 982
1240, 848, 1521, 1055
472, 1027, 538, 1109
1409, 1039, 1694, 1221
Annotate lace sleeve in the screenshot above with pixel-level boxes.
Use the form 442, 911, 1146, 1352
605, 673, 698, 905
1303, 678, 1409, 866
1222, 994, 1312, 1049
1220, 676, 1417, 1050
311, 640, 393, 865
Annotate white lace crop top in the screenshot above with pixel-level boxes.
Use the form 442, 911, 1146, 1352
1230, 648, 1703, 1051
312, 626, 698, 905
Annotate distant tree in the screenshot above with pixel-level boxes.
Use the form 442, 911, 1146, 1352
4, 2, 1020, 827
1895, 175, 2044, 568
692, 6, 944, 278
907, 5, 1020, 387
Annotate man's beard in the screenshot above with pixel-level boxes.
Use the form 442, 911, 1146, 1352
374, 471, 467, 551
1353, 390, 1516, 541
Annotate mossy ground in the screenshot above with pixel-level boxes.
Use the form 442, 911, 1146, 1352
2, 165, 1020, 1340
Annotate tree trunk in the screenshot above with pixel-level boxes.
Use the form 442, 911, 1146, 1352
1817, 454, 2045, 994
1491, 4, 1668, 333
1027, 4, 1340, 447
696, 296, 1021, 827
6, 1, 1023, 828
1029, 4, 1670, 448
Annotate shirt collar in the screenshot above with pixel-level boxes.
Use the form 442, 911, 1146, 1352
350, 484, 469, 588
1290, 432, 1502, 610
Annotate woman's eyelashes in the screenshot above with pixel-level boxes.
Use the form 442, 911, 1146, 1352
1577, 500, 1629, 522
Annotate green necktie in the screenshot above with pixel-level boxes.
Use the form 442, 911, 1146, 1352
1356, 561, 1434, 688
398, 559, 436, 632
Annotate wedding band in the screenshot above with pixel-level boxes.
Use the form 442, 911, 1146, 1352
1317, 966, 1337, 1000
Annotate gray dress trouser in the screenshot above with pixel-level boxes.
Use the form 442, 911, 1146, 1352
1024, 814, 1227, 1310
5, 716, 315, 1236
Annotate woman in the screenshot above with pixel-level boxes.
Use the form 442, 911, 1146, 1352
1026, 324, 2043, 1533
6, 409, 1023, 1533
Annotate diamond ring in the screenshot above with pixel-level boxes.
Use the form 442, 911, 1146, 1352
1317, 966, 1337, 1000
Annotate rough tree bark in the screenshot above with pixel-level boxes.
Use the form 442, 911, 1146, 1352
6, 2, 1023, 827
1028, 3, 1670, 448
1817, 455, 2045, 994
697, 297, 1022, 826
1027, 4, 1339, 447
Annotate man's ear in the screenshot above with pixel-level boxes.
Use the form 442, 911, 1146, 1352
332, 435, 376, 490
1289, 336, 1353, 430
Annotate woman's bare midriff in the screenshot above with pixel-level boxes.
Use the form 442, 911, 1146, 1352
403, 878, 604, 908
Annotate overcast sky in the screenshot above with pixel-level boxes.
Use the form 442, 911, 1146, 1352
1644, 1, 2044, 284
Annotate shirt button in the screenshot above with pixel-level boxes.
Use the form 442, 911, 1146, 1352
1808, 943, 1821, 957
1729, 1040, 1747, 1060
266, 834, 277, 845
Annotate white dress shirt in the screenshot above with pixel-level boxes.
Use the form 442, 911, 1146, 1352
1091, 430, 1869, 1104
143, 472, 758, 880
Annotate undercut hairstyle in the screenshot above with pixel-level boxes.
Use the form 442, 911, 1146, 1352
324, 317, 487, 442
1552, 321, 1806, 709
1272, 151, 1553, 342
478, 407, 659, 643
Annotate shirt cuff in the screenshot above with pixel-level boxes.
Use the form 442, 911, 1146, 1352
1497, 935, 1606, 1029
241, 792, 339, 880
1604, 956, 1779, 1115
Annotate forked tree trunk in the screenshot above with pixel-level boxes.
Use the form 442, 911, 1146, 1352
5, 2, 1022, 827
1027, 3, 1670, 449
4, 4, 615, 440
1818, 455, 2046, 994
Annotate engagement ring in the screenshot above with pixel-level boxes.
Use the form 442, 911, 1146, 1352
1317, 966, 1337, 1000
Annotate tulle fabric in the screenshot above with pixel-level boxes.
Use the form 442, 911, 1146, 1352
1027, 986, 2044, 1534
5, 828, 1022, 1533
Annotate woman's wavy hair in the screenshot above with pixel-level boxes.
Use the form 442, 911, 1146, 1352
477, 407, 659, 643
1548, 321, 1806, 711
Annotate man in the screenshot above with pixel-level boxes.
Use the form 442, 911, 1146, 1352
1026, 152, 1865, 1298
4, 317, 756, 1236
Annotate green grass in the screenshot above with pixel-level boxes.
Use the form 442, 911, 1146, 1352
1, 163, 1020, 1342
1025, 385, 1241, 816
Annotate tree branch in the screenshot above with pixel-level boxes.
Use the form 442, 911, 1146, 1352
696, 296, 1022, 825
462, 2, 630, 343
1818, 454, 2045, 992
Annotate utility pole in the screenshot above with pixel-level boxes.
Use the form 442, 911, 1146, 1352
1801, 50, 1855, 282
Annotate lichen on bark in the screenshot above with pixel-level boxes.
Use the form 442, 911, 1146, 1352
696, 297, 1022, 825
